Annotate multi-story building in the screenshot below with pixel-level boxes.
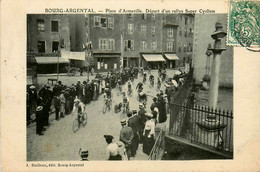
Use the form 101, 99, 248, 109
27, 14, 71, 74
27, 14, 195, 74
86, 14, 122, 72
162, 14, 179, 68
176, 14, 194, 68
122, 14, 164, 69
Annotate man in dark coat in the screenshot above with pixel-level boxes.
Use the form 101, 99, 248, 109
158, 97, 167, 123
120, 119, 134, 160
137, 103, 147, 143
128, 110, 142, 157
35, 106, 44, 135
28, 85, 37, 122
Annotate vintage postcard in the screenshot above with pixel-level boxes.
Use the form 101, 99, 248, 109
1, 0, 260, 171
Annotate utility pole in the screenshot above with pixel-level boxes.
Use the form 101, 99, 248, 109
120, 30, 124, 71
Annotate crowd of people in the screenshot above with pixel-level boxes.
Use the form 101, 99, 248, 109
27, 65, 188, 160
104, 68, 188, 161
26, 66, 140, 136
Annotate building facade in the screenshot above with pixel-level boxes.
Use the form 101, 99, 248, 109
27, 14, 71, 74
176, 14, 194, 68
27, 14, 195, 74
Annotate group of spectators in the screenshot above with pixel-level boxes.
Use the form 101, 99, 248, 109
105, 73, 170, 160
26, 66, 140, 136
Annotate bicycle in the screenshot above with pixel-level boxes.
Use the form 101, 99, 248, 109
127, 88, 133, 97
122, 102, 129, 114
103, 98, 112, 114
72, 113, 87, 133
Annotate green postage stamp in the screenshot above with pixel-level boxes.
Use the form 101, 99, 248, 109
227, 0, 260, 47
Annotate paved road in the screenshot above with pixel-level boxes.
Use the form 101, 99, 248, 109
27, 69, 178, 161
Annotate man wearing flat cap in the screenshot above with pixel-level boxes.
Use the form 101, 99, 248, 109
120, 119, 134, 160
128, 110, 142, 157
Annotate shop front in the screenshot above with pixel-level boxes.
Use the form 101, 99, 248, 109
93, 53, 121, 72
141, 54, 166, 69
164, 53, 180, 69
35, 56, 70, 74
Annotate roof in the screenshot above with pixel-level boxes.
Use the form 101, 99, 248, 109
142, 54, 165, 62
164, 54, 180, 60
35, 57, 69, 64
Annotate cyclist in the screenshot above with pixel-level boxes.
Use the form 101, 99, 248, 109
138, 91, 147, 106
104, 88, 112, 104
143, 72, 147, 83
72, 97, 86, 127
122, 92, 129, 113
149, 74, 155, 87
116, 79, 122, 95
125, 80, 133, 96
157, 76, 161, 91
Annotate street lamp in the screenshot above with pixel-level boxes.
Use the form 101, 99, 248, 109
197, 22, 227, 148
208, 21, 227, 109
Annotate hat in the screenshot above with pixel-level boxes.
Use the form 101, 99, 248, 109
104, 135, 114, 139
74, 98, 81, 103
30, 85, 35, 89
140, 92, 144, 96
36, 106, 43, 112
139, 103, 144, 109
132, 109, 137, 114
46, 84, 50, 88
145, 113, 153, 118
58, 81, 62, 84
80, 150, 89, 159
127, 111, 132, 117
120, 119, 127, 125
154, 107, 159, 113
153, 97, 158, 102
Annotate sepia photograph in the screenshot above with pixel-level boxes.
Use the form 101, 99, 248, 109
26, 13, 234, 161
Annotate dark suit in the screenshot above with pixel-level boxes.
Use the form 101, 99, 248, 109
128, 115, 142, 156
120, 126, 134, 160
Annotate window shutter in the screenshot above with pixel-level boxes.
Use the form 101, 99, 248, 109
131, 40, 134, 51
124, 40, 128, 51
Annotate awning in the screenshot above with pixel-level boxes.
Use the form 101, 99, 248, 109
61, 50, 85, 61
35, 57, 69, 64
142, 54, 165, 62
164, 54, 180, 60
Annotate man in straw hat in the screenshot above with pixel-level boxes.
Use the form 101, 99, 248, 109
35, 106, 44, 135
119, 119, 134, 160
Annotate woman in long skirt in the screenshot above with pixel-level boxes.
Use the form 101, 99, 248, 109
143, 113, 155, 155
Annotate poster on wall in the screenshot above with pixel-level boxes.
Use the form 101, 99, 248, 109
114, 63, 117, 69
104, 64, 107, 69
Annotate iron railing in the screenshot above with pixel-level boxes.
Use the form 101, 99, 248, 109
148, 129, 165, 160
169, 103, 233, 153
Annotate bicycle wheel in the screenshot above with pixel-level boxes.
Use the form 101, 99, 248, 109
103, 103, 107, 114
82, 113, 87, 126
72, 118, 79, 133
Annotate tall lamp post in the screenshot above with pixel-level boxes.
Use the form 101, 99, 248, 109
208, 21, 227, 110
197, 21, 227, 147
